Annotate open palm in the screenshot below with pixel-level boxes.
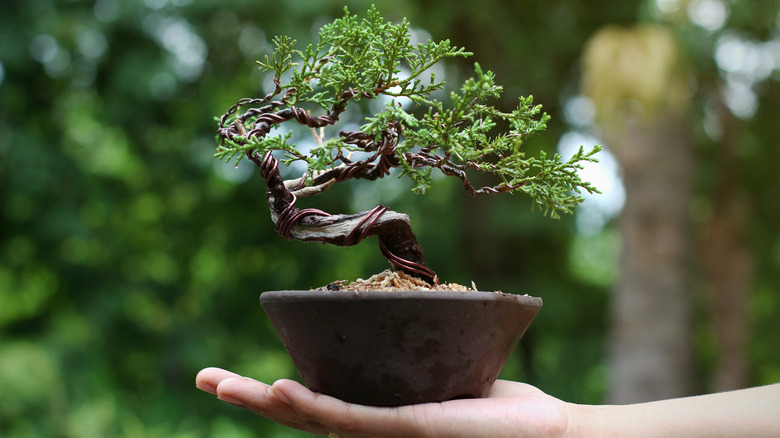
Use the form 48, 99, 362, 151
196, 367, 570, 438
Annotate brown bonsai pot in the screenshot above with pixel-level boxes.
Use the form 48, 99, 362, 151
260, 290, 542, 406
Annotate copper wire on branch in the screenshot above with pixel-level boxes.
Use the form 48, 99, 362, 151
251, 147, 437, 283
218, 90, 525, 198
379, 239, 436, 283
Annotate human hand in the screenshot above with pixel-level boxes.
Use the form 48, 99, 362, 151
196, 367, 572, 438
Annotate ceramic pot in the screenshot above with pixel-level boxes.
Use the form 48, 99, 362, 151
260, 290, 542, 406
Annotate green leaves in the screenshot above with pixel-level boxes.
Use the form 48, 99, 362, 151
217, 5, 600, 218
511, 146, 603, 219
252, 5, 471, 106
257, 35, 298, 79
214, 131, 295, 166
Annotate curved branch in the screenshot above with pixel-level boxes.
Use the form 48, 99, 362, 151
253, 151, 436, 283
218, 89, 524, 198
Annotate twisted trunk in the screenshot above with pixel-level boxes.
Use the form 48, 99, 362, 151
253, 151, 436, 283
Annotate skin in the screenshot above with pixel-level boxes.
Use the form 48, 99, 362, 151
196, 367, 780, 438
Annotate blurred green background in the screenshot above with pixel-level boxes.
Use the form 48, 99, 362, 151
2, 0, 780, 436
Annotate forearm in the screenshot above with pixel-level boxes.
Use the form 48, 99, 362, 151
567, 384, 780, 438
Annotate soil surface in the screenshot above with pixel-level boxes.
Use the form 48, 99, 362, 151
314, 270, 485, 292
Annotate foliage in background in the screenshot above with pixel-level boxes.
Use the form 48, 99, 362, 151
1, 0, 779, 436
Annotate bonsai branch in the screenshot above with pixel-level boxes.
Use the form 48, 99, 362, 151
253, 151, 437, 284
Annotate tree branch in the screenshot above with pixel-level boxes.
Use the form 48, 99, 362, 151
252, 151, 436, 283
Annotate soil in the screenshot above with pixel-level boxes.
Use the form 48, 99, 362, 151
314, 269, 487, 292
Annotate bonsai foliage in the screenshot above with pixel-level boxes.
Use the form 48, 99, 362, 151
216, 6, 600, 284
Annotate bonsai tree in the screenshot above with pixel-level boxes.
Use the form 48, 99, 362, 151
216, 6, 600, 285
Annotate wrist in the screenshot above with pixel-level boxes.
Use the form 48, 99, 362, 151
563, 402, 604, 438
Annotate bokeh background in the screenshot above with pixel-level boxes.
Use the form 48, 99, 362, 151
2, 0, 780, 436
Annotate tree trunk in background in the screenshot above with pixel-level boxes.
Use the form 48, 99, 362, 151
701, 94, 753, 392
607, 114, 695, 403
583, 26, 695, 403
703, 190, 752, 391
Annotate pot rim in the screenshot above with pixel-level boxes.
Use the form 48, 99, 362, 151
260, 289, 542, 306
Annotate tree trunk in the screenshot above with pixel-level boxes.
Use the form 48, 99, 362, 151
606, 114, 695, 403
702, 192, 752, 391
701, 93, 753, 392
583, 25, 696, 403
252, 151, 437, 283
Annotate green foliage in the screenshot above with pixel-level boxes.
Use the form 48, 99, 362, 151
217, 6, 601, 218
254, 5, 470, 108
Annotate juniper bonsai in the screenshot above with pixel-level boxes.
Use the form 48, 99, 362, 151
216, 6, 600, 284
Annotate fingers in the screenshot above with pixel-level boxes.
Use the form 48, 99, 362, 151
195, 367, 242, 394
272, 379, 446, 438
220, 377, 330, 434
271, 379, 371, 434
196, 368, 332, 435
200, 373, 427, 437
